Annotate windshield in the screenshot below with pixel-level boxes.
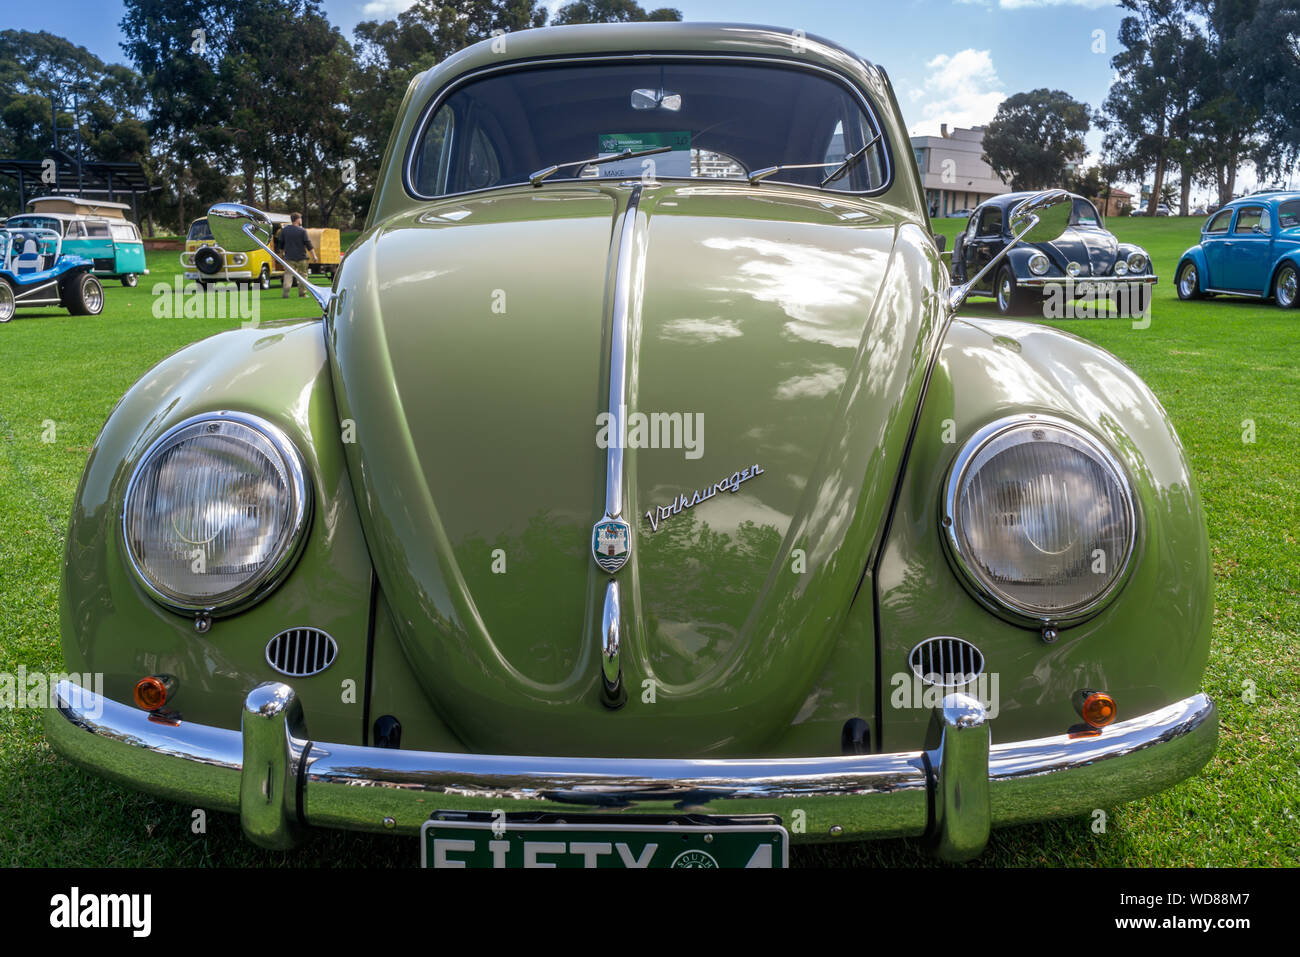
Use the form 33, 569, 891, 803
1069, 198, 1103, 227
7, 215, 62, 233
188, 219, 214, 241
408, 61, 888, 198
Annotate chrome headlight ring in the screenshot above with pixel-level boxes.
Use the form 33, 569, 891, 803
121, 411, 312, 617
941, 414, 1139, 629
1127, 251, 1148, 273
1028, 253, 1050, 276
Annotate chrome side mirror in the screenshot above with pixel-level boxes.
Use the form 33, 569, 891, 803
948, 189, 1070, 312
207, 203, 333, 315
1009, 190, 1071, 245
208, 202, 272, 252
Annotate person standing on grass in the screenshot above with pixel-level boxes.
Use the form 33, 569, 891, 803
276, 212, 317, 298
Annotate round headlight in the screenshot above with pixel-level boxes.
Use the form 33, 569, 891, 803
1066, 261, 1083, 278
943, 416, 1137, 626
1028, 253, 1050, 276
122, 412, 311, 614
1114, 260, 1129, 276
1127, 251, 1147, 272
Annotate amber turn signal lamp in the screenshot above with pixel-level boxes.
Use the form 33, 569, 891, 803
1074, 690, 1117, 728
133, 675, 174, 711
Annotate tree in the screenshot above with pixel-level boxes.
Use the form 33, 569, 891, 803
981, 89, 1090, 190
122, 0, 354, 228
1208, 0, 1300, 183
1098, 0, 1201, 216
0, 30, 153, 218
552, 0, 682, 24
348, 0, 548, 221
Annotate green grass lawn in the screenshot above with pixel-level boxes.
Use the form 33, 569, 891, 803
1, 218, 1296, 867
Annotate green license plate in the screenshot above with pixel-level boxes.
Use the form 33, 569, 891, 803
420, 813, 788, 868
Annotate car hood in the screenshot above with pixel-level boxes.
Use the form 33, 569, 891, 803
1043, 225, 1119, 276
329, 182, 944, 756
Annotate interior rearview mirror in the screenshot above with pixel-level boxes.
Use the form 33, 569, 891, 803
631, 88, 682, 111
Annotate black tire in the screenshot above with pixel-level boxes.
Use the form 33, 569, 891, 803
121, 273, 139, 288
1273, 262, 1298, 309
1176, 261, 1203, 301
66, 273, 104, 316
0, 278, 14, 323
258, 265, 271, 290
995, 265, 1032, 316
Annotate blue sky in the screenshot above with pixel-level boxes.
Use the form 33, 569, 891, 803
4, 0, 1255, 198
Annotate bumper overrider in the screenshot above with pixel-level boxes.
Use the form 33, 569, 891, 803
46, 680, 1216, 861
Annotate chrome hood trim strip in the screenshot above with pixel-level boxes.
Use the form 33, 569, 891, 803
591, 185, 643, 707
604, 184, 642, 522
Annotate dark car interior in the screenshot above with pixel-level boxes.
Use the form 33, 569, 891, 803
409, 61, 888, 197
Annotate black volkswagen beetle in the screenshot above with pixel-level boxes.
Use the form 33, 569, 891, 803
951, 192, 1157, 315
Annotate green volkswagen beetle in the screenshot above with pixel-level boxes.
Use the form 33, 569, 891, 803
46, 22, 1215, 867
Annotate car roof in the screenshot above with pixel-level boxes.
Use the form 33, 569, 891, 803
975, 191, 1093, 214
419, 22, 879, 89
29, 195, 131, 210
1224, 191, 1300, 208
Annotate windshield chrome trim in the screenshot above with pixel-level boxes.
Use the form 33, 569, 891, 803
401, 53, 893, 203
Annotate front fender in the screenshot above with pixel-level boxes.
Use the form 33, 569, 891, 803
59, 320, 379, 743
1003, 244, 1057, 282
1177, 245, 1208, 290
876, 318, 1212, 749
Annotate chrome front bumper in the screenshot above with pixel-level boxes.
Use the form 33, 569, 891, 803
45, 681, 1216, 861
1017, 275, 1158, 289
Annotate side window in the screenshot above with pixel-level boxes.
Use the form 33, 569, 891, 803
1205, 209, 1233, 234
1233, 206, 1265, 234
413, 106, 454, 196
86, 221, 111, 238
977, 206, 1002, 236
1278, 201, 1300, 229
465, 127, 501, 191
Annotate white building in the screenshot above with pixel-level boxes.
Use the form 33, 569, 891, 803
910, 125, 1011, 218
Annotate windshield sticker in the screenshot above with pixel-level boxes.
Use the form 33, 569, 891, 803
597, 131, 691, 178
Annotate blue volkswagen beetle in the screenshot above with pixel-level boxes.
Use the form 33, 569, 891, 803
1175, 191, 1300, 307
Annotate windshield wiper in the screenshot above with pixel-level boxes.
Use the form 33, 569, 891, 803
529, 146, 673, 187
747, 132, 882, 188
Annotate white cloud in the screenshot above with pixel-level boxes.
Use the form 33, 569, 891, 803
908, 49, 1005, 137
361, 0, 418, 16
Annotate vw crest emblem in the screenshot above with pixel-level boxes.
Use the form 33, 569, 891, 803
592, 517, 631, 574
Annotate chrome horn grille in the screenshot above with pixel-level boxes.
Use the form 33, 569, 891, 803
266, 627, 337, 677
908, 636, 984, 688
